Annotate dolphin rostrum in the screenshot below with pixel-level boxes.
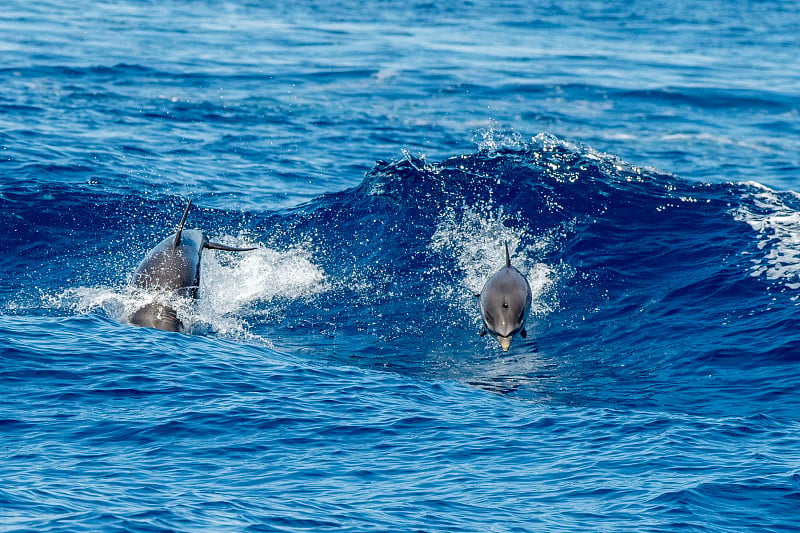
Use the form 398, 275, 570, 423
128, 199, 256, 332
477, 241, 532, 351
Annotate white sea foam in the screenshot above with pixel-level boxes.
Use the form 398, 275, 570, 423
732, 182, 800, 290
198, 240, 329, 317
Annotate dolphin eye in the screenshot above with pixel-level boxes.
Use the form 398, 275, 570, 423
502, 303, 509, 308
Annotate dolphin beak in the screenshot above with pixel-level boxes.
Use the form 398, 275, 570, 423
498, 336, 512, 351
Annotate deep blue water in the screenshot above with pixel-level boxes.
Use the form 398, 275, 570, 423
2, 1, 800, 531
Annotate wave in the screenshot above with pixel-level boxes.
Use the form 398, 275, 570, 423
5, 132, 800, 412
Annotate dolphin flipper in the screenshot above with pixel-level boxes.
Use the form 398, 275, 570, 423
206, 241, 257, 252
172, 198, 256, 252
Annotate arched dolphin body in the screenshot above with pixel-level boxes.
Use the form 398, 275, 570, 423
477, 241, 532, 351
128, 199, 255, 332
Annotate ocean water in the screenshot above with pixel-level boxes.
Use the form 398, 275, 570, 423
2, 0, 800, 531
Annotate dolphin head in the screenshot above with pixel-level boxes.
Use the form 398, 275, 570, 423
497, 335, 513, 351
128, 301, 182, 332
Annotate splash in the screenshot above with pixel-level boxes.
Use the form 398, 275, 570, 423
475, 128, 526, 153
198, 241, 329, 318
44, 240, 329, 344
429, 204, 558, 321
44, 286, 131, 321
733, 182, 800, 290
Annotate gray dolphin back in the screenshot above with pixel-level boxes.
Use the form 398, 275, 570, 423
478, 241, 532, 350
132, 228, 206, 296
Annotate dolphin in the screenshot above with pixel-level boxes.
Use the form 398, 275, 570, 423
477, 241, 532, 351
128, 199, 256, 332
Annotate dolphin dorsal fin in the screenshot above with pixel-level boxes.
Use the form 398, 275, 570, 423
173, 198, 192, 248
504, 240, 510, 267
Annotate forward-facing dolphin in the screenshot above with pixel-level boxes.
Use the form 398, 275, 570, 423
128, 199, 256, 332
477, 241, 532, 351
